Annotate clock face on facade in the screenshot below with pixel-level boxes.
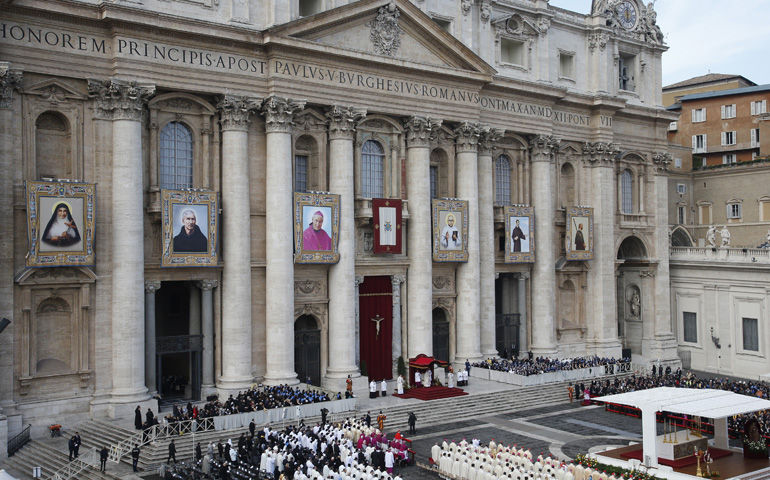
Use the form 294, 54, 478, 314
616, 1, 637, 29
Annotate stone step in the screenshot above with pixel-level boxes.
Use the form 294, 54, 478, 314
4, 440, 120, 480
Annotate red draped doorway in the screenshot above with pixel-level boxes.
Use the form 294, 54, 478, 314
359, 276, 393, 380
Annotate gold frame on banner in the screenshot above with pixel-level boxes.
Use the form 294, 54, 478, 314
432, 199, 469, 262
566, 206, 594, 261
161, 189, 219, 267
504, 206, 535, 263
294, 192, 341, 264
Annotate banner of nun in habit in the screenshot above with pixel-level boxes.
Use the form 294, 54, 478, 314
565, 206, 594, 261
161, 189, 219, 267
25, 180, 96, 268
432, 199, 469, 262
294, 192, 340, 264
372, 198, 402, 254
504, 206, 535, 263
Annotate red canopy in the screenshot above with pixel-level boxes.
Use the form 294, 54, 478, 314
408, 354, 448, 370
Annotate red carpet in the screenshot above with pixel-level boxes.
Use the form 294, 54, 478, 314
620, 446, 733, 468
394, 386, 468, 401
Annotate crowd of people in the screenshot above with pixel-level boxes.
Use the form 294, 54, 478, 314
162, 415, 414, 480
196, 386, 335, 419
471, 356, 630, 377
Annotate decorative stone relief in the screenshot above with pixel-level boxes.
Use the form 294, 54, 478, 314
366, 2, 402, 57
479, 126, 505, 156
583, 142, 621, 166
145, 281, 161, 293
294, 304, 327, 327
216, 94, 261, 131
461, 0, 472, 16
593, 0, 664, 45
261, 95, 306, 134
0, 63, 22, 109
529, 134, 560, 162
295, 279, 321, 295
626, 285, 641, 318
454, 122, 481, 153
363, 232, 373, 253
432, 275, 453, 291
480, 2, 491, 22
403, 115, 442, 148
588, 32, 609, 52
87, 78, 155, 120
326, 104, 367, 140
652, 151, 672, 173
197, 279, 219, 291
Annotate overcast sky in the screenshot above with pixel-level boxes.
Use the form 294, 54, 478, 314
548, 0, 770, 87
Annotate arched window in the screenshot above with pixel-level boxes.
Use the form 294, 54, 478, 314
160, 122, 193, 189
621, 169, 633, 213
362, 139, 384, 198
495, 155, 512, 205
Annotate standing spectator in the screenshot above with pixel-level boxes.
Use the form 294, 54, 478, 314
131, 444, 141, 472
195, 442, 202, 461
146, 408, 154, 425
99, 445, 108, 472
134, 406, 143, 430
167, 439, 177, 464
381, 379, 387, 397
321, 407, 329, 425
73, 432, 81, 458
68, 435, 76, 461
408, 412, 417, 434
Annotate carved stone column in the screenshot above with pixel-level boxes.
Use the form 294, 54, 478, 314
355, 276, 365, 367
325, 105, 366, 387
197, 280, 218, 395
391, 274, 405, 370
583, 142, 622, 356
529, 135, 559, 355
404, 115, 441, 358
263, 96, 305, 385
0, 64, 21, 419
454, 122, 482, 363
478, 127, 504, 357
89, 78, 155, 407
144, 281, 161, 394
516, 272, 529, 354
216, 94, 260, 393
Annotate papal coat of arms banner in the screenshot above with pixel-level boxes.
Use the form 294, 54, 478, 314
372, 198, 402, 254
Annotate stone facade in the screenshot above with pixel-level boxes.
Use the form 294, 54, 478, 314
0, 0, 676, 458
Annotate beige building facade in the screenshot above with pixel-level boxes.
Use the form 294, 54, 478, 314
0, 0, 677, 458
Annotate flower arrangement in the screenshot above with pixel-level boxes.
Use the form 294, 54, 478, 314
573, 455, 661, 480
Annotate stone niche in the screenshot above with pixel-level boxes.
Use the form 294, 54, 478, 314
15, 267, 96, 397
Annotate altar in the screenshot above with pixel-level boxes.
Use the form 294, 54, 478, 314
656, 434, 708, 461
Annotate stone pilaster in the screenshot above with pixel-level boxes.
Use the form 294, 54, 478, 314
516, 272, 529, 354
197, 280, 218, 395
528, 134, 559, 355
454, 122, 482, 363
216, 94, 260, 393
404, 115, 441, 358
144, 281, 161, 395
355, 275, 365, 367
391, 274, 405, 370
89, 78, 155, 410
478, 126, 504, 357
325, 105, 366, 388
583, 142, 622, 357
262, 96, 305, 385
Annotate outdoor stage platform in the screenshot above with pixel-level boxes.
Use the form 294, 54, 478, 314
394, 386, 468, 401
599, 444, 770, 478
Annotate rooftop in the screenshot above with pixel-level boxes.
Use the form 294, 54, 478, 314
664, 73, 756, 91
678, 83, 770, 102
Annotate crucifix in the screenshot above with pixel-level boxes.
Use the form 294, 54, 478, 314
371, 314, 384, 338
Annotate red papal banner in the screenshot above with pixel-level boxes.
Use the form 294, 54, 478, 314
372, 198, 402, 254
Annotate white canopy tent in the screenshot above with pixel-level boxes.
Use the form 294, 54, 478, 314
0, 470, 20, 480
594, 387, 770, 467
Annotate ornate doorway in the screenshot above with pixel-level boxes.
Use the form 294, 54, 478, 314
432, 308, 450, 363
495, 313, 520, 358
294, 315, 321, 386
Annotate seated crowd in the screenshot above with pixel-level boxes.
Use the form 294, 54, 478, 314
196, 386, 335, 419
471, 356, 630, 377
164, 416, 413, 480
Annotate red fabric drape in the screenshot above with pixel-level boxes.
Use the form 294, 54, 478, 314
359, 276, 393, 380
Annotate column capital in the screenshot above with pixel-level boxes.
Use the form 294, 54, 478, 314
261, 95, 306, 134
87, 78, 155, 120
355, 276, 365, 287
145, 281, 162, 293
516, 272, 530, 280
0, 63, 22, 109
478, 126, 505, 156
391, 274, 405, 285
454, 122, 482, 153
326, 104, 367, 140
652, 151, 672, 174
197, 279, 219, 291
582, 141, 620, 166
403, 115, 442, 148
528, 134, 560, 162
217, 94, 261, 132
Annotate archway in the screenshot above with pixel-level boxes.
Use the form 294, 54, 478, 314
294, 315, 321, 386
156, 281, 201, 401
671, 226, 693, 247
432, 308, 450, 363
617, 236, 650, 356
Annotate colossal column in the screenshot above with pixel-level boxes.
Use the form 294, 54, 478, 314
262, 96, 305, 385
528, 135, 559, 355
404, 115, 441, 358
89, 78, 155, 408
216, 94, 260, 393
517, 272, 529, 354
197, 279, 218, 396
325, 104, 366, 388
478, 127, 504, 358
454, 122, 482, 363
144, 281, 161, 395
391, 274, 405, 370
583, 142, 622, 356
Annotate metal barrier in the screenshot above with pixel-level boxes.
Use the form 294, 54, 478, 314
8, 424, 31, 457
50, 447, 98, 480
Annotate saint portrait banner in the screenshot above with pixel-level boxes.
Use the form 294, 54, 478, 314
566, 206, 594, 261
294, 192, 340, 264
25, 180, 96, 268
372, 198, 402, 254
504, 206, 535, 263
161, 189, 219, 267
432, 199, 468, 262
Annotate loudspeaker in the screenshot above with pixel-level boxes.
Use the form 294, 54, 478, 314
0, 318, 10, 335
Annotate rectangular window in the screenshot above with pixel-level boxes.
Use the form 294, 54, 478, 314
298, 0, 321, 17
692, 108, 706, 123
743, 317, 759, 352
432, 17, 452, 33
500, 38, 524, 66
294, 155, 308, 192
723, 154, 736, 164
678, 206, 686, 224
721, 104, 736, 119
751, 100, 768, 115
559, 52, 575, 79
762, 201, 770, 221
699, 205, 711, 224
692, 134, 707, 153
751, 128, 760, 148
618, 54, 635, 91
676, 184, 687, 194
683, 312, 697, 343
721, 131, 736, 146
668, 121, 678, 131
727, 203, 742, 219
675, 157, 682, 168
429, 166, 438, 200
